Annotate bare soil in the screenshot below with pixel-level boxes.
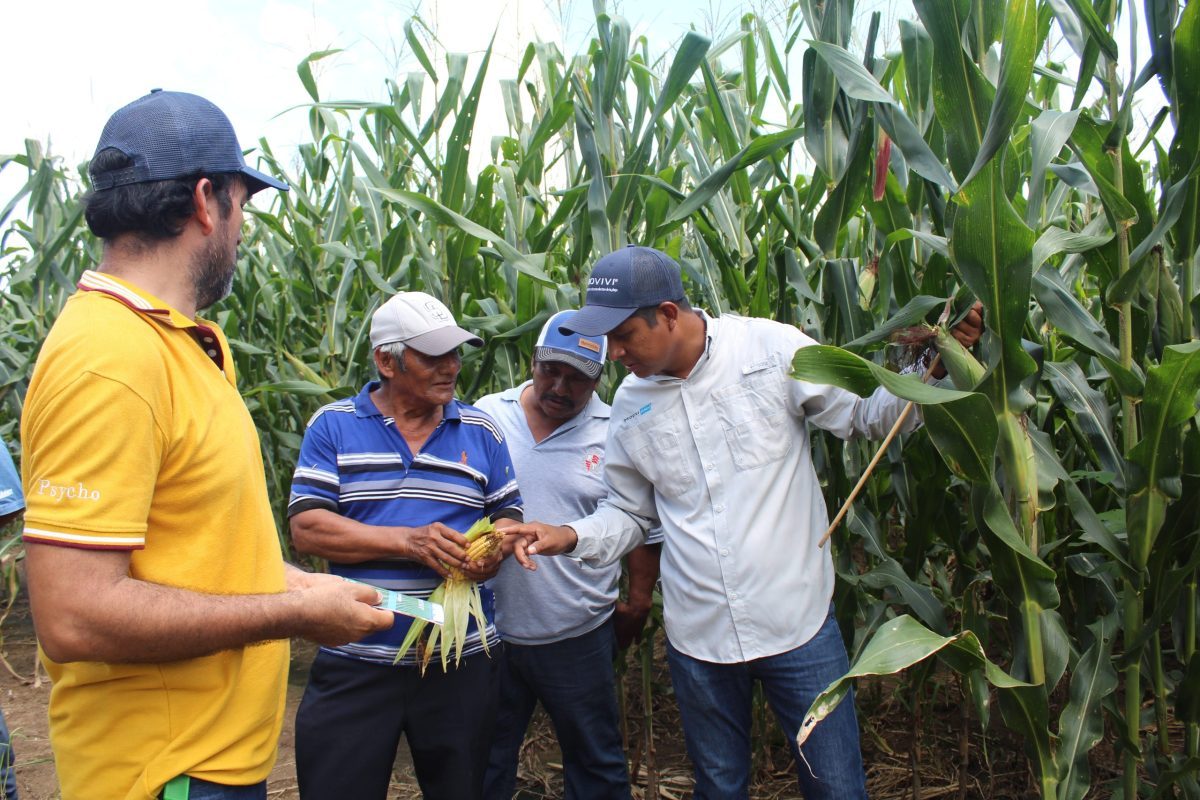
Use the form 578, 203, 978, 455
0, 592, 1115, 800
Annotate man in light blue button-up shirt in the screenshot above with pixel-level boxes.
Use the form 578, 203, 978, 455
509, 246, 983, 800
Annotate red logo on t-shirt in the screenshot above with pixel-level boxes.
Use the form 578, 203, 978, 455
584, 453, 601, 472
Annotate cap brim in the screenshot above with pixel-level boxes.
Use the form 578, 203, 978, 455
557, 304, 636, 336
241, 166, 288, 194
534, 348, 603, 379
406, 326, 484, 356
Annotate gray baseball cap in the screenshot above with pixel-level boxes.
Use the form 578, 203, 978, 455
89, 89, 288, 195
370, 292, 483, 355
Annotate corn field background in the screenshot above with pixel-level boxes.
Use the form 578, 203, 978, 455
2, 0, 1199, 796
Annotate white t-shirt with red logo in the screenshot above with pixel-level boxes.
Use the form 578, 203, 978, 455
476, 382, 659, 645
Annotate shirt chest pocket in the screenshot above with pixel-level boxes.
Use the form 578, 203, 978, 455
618, 416, 695, 499
712, 365, 794, 470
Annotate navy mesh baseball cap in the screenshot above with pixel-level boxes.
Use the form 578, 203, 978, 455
89, 89, 288, 195
560, 245, 686, 336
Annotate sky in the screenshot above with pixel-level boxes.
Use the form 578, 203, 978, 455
2, 0, 755, 170
0, 0, 1161, 206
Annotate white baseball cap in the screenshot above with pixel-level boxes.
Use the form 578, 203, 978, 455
369, 292, 484, 355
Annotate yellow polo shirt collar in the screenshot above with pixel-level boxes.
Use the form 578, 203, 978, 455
78, 270, 228, 371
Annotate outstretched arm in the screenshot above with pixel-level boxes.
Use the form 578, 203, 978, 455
507, 521, 580, 569
25, 543, 394, 664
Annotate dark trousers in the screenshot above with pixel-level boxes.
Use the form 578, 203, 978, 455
484, 619, 631, 800
295, 649, 500, 800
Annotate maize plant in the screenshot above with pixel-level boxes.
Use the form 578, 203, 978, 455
1, 0, 1199, 795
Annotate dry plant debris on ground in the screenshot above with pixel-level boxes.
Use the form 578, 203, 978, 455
0, 595, 1125, 799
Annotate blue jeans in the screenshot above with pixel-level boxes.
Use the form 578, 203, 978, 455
158, 777, 266, 799
484, 619, 630, 799
666, 611, 868, 800
0, 708, 15, 800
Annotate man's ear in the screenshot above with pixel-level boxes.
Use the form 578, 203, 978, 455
192, 178, 217, 235
373, 348, 397, 379
659, 301, 680, 330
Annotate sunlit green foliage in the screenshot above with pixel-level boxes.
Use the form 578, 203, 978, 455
2, 1, 1198, 795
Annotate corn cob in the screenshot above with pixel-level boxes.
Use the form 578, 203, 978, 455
395, 516, 502, 673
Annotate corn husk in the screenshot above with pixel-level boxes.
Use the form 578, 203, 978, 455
395, 516, 503, 673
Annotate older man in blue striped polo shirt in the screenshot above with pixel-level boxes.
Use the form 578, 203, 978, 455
288, 291, 523, 800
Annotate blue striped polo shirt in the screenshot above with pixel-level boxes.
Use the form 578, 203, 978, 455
288, 381, 523, 666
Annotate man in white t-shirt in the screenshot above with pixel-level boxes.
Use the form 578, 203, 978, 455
476, 311, 660, 800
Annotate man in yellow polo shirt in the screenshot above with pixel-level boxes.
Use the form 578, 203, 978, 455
20, 91, 397, 800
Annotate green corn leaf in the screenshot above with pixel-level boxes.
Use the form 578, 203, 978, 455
405, 18, 438, 81
599, 15, 630, 119
842, 294, 946, 353
441, 37, 494, 212
1027, 109, 1081, 226
607, 32, 710, 225
1055, 614, 1119, 800
814, 128, 872, 255
1062, 0, 1120, 61
913, 0, 991, 180
1068, 112, 1140, 230
1031, 224, 1112, 273
244, 380, 344, 398
296, 49, 342, 103
899, 19, 935, 133
1127, 342, 1200, 568
374, 188, 552, 285
807, 40, 956, 189
1046, 0, 1087, 58
791, 344, 978, 404
1128, 161, 1200, 268
1043, 361, 1125, 488
797, 614, 1031, 748
1170, 1, 1200, 274
857, 560, 950, 634
997, 680, 1058, 794
974, 479, 1060, 608
664, 128, 803, 225
1032, 270, 1120, 362
821, 259, 872, 342
961, 0, 1039, 189
791, 343, 995, 482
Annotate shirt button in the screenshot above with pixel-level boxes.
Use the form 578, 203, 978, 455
692, 422, 701, 430
730, 592, 738, 600
203, 336, 214, 343
714, 504, 725, 513
206, 349, 218, 357
720, 548, 729, 556
706, 463, 716, 471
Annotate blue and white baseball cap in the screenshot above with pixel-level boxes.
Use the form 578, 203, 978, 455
560, 245, 686, 336
90, 89, 288, 195
535, 310, 607, 379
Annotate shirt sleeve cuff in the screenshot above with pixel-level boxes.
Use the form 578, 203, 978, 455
567, 515, 605, 561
